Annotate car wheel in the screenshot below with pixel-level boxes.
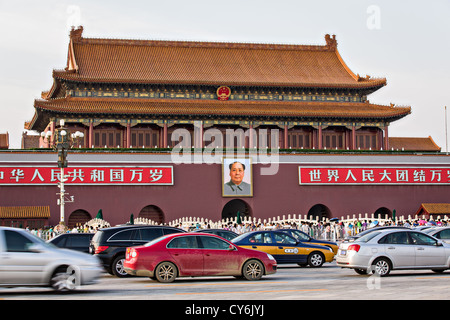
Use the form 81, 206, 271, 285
432, 269, 445, 273
112, 255, 128, 277
50, 266, 78, 292
372, 257, 391, 276
243, 259, 264, 281
155, 262, 178, 283
354, 268, 368, 275
308, 252, 324, 268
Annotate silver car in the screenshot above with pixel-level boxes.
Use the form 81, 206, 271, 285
0, 227, 102, 291
336, 229, 450, 276
422, 227, 450, 244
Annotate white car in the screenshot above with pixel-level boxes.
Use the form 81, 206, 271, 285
423, 227, 450, 244
0, 227, 102, 291
336, 229, 450, 276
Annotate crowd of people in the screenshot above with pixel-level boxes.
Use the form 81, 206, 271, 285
166, 217, 450, 241
26, 216, 449, 242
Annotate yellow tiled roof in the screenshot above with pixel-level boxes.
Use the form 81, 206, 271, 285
54, 27, 386, 89
0, 206, 50, 219
33, 96, 411, 119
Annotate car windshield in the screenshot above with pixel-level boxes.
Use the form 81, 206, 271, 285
422, 228, 437, 234
289, 230, 310, 241
144, 235, 169, 247
356, 231, 382, 243
231, 233, 247, 243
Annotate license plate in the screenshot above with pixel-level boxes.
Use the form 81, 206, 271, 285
339, 250, 347, 256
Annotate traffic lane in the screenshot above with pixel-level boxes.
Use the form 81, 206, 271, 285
1, 263, 450, 299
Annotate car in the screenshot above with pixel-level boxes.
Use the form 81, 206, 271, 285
47, 233, 94, 253
278, 229, 339, 254
123, 232, 277, 283
0, 226, 102, 292
336, 229, 450, 276
192, 229, 238, 241
345, 226, 409, 242
89, 224, 185, 277
231, 230, 335, 267
423, 227, 450, 244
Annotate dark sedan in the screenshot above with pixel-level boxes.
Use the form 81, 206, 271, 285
47, 233, 94, 253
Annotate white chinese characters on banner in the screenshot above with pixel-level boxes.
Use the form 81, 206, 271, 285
299, 167, 450, 185
0, 166, 174, 185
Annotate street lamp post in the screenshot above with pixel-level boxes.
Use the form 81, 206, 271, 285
56, 128, 69, 225
41, 120, 83, 228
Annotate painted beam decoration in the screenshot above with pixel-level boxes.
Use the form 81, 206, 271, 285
299, 167, 450, 185
0, 166, 174, 185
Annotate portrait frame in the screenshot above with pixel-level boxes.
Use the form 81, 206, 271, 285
222, 157, 253, 197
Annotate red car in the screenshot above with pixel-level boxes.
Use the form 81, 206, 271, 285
124, 233, 277, 282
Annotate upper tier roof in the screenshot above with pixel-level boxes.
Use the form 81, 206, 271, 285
54, 27, 386, 90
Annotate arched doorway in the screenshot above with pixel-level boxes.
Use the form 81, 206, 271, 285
221, 199, 252, 221
68, 209, 91, 229
374, 207, 392, 219
139, 205, 164, 224
307, 204, 331, 220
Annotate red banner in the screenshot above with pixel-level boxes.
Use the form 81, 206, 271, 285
0, 166, 174, 185
299, 167, 450, 185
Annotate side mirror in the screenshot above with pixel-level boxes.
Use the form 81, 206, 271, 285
228, 244, 236, 251
437, 241, 444, 247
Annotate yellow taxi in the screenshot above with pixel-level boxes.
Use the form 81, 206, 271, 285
232, 230, 335, 267
279, 229, 339, 255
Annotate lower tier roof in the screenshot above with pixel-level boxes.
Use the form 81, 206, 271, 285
27, 96, 411, 131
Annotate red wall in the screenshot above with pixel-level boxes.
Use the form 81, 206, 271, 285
1, 153, 449, 226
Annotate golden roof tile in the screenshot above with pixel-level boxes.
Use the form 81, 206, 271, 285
55, 27, 386, 89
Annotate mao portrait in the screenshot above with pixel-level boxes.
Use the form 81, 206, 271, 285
222, 158, 253, 197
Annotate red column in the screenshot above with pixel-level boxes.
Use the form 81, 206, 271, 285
384, 125, 389, 150
318, 125, 323, 149
126, 122, 131, 148
50, 120, 56, 148
352, 125, 356, 150
284, 124, 288, 149
163, 123, 168, 148
249, 123, 254, 149
89, 121, 94, 148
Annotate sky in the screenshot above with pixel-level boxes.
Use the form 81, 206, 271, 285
0, 0, 449, 150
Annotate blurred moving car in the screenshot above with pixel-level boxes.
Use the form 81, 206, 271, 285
48, 233, 94, 253
279, 229, 338, 254
193, 229, 238, 241
423, 227, 450, 244
0, 227, 102, 291
232, 230, 334, 267
90, 225, 185, 277
337, 229, 450, 276
124, 233, 277, 282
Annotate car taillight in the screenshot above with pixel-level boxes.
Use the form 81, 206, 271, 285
95, 246, 109, 254
126, 248, 138, 261
348, 244, 361, 252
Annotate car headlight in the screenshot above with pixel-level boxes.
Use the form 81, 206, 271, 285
267, 253, 276, 261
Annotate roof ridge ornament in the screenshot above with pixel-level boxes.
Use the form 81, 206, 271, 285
325, 34, 337, 50
70, 26, 84, 41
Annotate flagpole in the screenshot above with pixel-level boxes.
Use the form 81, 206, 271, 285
446, 106, 448, 154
